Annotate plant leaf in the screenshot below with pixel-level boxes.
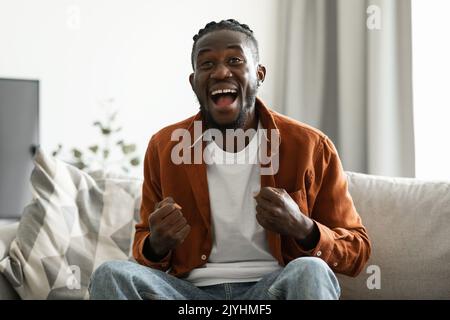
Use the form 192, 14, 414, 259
130, 157, 140, 166
72, 148, 83, 158
88, 145, 99, 153
52, 144, 62, 157
101, 128, 111, 135
122, 144, 136, 154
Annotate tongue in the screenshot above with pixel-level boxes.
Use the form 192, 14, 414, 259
216, 95, 235, 107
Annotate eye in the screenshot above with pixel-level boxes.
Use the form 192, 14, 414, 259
199, 61, 214, 70
229, 57, 244, 65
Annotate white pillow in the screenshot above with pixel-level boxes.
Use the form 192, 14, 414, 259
0, 149, 142, 299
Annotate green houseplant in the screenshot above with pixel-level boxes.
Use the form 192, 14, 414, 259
52, 104, 140, 174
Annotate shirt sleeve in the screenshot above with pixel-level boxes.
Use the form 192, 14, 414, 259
301, 136, 372, 277
132, 135, 172, 271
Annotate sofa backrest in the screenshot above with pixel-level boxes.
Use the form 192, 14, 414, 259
338, 172, 450, 299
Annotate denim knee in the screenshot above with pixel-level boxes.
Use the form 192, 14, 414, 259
90, 260, 131, 287
284, 257, 332, 276
272, 257, 341, 299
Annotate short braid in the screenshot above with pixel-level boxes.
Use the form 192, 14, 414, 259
191, 19, 259, 68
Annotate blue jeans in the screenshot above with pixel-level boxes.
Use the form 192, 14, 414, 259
88, 257, 340, 300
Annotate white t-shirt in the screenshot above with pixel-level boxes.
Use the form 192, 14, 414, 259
185, 123, 282, 287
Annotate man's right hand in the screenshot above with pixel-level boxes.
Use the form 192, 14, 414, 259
146, 197, 191, 259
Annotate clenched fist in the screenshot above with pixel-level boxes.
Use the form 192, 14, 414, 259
254, 187, 319, 250
146, 197, 191, 260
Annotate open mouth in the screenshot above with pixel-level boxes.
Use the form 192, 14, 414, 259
210, 88, 239, 109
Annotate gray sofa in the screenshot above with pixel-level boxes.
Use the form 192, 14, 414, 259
0, 222, 20, 299
1, 171, 449, 299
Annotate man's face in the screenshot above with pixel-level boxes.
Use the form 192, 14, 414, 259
189, 29, 265, 130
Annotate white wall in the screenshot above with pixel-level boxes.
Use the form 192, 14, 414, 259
0, 0, 279, 176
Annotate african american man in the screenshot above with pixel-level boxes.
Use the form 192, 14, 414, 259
89, 19, 371, 300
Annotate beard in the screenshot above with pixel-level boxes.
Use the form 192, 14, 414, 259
200, 104, 245, 131
198, 93, 257, 131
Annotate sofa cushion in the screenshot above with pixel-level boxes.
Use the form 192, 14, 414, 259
0, 222, 21, 300
0, 149, 142, 299
338, 172, 450, 299
0, 222, 19, 261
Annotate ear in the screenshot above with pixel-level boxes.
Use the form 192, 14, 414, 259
257, 64, 266, 83
189, 73, 194, 90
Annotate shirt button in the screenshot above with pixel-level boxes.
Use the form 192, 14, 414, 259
201, 254, 207, 261
316, 251, 322, 257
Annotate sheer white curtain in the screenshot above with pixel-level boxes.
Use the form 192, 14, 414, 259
274, 0, 415, 177
412, 0, 450, 180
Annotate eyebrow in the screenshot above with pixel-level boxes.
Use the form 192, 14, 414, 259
197, 44, 245, 57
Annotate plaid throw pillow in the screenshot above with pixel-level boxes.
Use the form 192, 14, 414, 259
0, 149, 142, 299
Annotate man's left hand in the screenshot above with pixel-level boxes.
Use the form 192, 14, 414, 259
254, 187, 319, 249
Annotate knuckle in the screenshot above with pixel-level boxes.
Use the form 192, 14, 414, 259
166, 231, 175, 239
156, 198, 164, 207
176, 233, 184, 241
156, 206, 166, 215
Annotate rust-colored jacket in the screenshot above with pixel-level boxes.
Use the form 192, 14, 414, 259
133, 98, 371, 277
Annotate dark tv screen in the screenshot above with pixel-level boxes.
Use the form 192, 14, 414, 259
0, 78, 39, 219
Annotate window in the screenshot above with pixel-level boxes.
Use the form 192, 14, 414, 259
412, 0, 450, 179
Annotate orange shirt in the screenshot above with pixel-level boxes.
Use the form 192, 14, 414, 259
133, 98, 371, 278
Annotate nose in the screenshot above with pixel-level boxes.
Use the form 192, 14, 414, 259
210, 63, 232, 79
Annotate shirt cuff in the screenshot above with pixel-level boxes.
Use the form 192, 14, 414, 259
138, 234, 171, 270
295, 220, 335, 263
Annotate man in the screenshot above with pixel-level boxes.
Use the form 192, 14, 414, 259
89, 19, 371, 300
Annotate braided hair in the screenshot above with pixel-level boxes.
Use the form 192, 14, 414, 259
191, 19, 259, 68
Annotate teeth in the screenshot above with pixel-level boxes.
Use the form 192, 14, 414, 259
211, 89, 237, 96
